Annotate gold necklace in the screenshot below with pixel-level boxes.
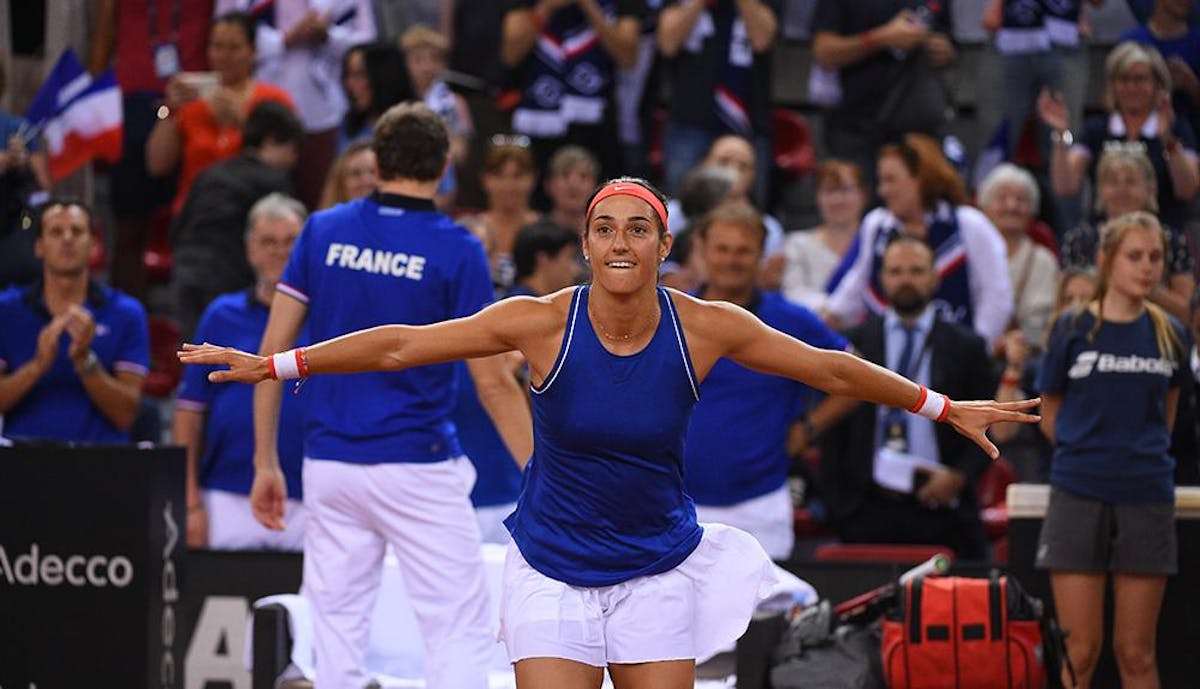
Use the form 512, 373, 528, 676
590, 302, 659, 342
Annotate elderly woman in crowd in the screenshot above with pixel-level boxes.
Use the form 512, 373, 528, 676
147, 12, 294, 215
824, 133, 1013, 347
1039, 40, 1200, 229
781, 159, 867, 312
318, 141, 378, 209
1061, 147, 1194, 321
978, 163, 1060, 351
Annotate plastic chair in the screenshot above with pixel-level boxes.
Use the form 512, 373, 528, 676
771, 108, 815, 179
813, 543, 955, 565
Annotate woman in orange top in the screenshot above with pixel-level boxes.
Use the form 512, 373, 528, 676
146, 12, 294, 214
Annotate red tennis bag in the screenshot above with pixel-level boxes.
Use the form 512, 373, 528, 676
881, 575, 1048, 689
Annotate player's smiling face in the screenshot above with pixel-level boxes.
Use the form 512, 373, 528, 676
584, 195, 671, 295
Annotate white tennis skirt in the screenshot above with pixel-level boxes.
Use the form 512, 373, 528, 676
498, 522, 783, 667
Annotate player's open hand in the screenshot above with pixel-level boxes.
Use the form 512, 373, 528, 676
177, 343, 271, 384
945, 398, 1041, 460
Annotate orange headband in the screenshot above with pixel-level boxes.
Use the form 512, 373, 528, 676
586, 182, 669, 231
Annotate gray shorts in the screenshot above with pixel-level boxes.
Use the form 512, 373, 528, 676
1035, 487, 1177, 575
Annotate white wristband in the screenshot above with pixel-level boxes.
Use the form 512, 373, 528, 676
909, 386, 950, 422
270, 351, 302, 380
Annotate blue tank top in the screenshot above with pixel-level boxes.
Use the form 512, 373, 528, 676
505, 285, 705, 587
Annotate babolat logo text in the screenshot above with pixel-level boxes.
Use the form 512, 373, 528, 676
1067, 350, 1176, 379
325, 243, 426, 280
0, 543, 133, 588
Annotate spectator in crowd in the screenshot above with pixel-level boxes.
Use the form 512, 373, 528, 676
811, 0, 957, 189
146, 12, 295, 216
174, 193, 309, 550
825, 133, 1013, 348
545, 145, 600, 237
337, 41, 413, 151
318, 140, 378, 209
1039, 40, 1200, 230
400, 25, 473, 167
90, 0, 212, 299
684, 202, 848, 560
170, 101, 304, 339
665, 164, 737, 236
459, 137, 542, 292
661, 165, 738, 290
657, 0, 779, 202
1037, 211, 1186, 688
242, 103, 532, 688
215, 0, 376, 210
700, 135, 785, 252
781, 159, 867, 312
978, 163, 1059, 352
1061, 147, 1195, 321
401, 25, 475, 210
1120, 0, 1200, 127
0, 54, 49, 290
454, 221, 581, 543
981, 0, 1060, 158
0, 199, 149, 444
500, 0, 643, 187
820, 236, 994, 560
1057, 266, 1099, 314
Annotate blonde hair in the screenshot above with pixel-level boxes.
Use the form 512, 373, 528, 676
1090, 211, 1180, 359
399, 25, 448, 55
319, 141, 376, 209
1095, 147, 1158, 213
1104, 41, 1172, 111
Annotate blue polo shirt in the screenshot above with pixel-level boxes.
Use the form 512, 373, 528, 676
177, 289, 308, 499
278, 191, 494, 464
684, 290, 848, 505
0, 279, 149, 443
453, 283, 535, 508
1038, 309, 1189, 504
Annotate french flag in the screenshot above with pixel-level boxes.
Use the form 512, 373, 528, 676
26, 50, 123, 182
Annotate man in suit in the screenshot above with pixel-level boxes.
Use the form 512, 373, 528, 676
820, 235, 993, 559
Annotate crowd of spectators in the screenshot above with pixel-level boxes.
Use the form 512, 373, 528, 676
3, 0, 1200, 574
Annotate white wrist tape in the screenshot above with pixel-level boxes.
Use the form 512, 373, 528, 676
909, 385, 951, 422
270, 351, 302, 380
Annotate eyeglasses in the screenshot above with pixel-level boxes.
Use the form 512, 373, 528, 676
490, 134, 531, 149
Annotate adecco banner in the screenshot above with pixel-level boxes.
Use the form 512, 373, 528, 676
0, 445, 185, 689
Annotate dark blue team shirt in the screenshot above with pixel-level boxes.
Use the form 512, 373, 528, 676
0, 281, 148, 443
453, 284, 536, 508
506, 286, 704, 586
278, 191, 494, 464
684, 291, 847, 505
1037, 309, 1189, 504
177, 290, 309, 499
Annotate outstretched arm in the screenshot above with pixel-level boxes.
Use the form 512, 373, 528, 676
179, 296, 550, 383
691, 299, 1039, 459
